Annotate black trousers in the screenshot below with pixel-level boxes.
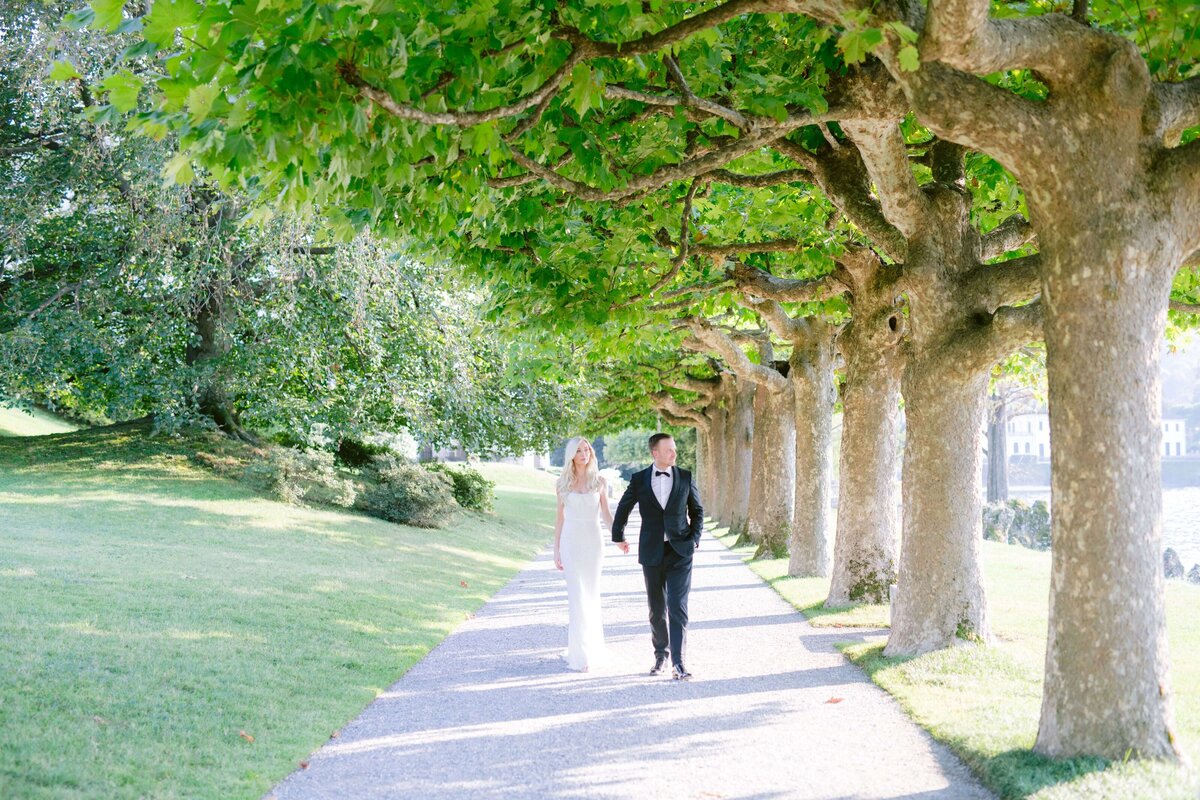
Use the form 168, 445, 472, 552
642, 545, 693, 667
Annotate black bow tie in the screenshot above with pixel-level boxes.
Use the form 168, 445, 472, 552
655, 470, 670, 477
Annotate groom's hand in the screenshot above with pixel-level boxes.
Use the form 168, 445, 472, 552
617, 541, 629, 554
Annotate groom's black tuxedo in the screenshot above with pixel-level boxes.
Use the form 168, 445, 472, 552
611, 465, 704, 670
611, 466, 704, 565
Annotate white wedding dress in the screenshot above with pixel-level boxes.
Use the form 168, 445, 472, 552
560, 490, 607, 671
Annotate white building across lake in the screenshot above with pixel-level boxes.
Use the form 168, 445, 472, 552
1008, 412, 1189, 460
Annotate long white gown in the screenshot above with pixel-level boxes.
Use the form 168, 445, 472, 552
560, 490, 607, 671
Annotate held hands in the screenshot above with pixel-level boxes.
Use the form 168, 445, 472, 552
616, 541, 630, 555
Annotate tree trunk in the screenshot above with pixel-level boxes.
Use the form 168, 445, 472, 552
705, 390, 729, 525
185, 287, 255, 443
695, 427, 712, 518
828, 346, 901, 605
886, 364, 990, 655
1035, 229, 1180, 760
746, 383, 794, 557
728, 377, 756, 543
788, 337, 835, 577
986, 393, 1009, 504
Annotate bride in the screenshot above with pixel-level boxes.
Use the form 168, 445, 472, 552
553, 436, 615, 672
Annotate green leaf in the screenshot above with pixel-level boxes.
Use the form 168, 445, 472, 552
62, 7, 96, 30
163, 152, 195, 185
186, 84, 218, 122
101, 70, 143, 112
567, 64, 602, 118
48, 61, 82, 82
837, 27, 883, 65
143, 0, 200, 46
89, 0, 127, 32
898, 45, 921, 73
887, 22, 919, 45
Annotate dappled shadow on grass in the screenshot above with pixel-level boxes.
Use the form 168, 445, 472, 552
845, 642, 1118, 799
0, 443, 559, 800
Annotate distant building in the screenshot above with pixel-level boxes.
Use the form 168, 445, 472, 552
1163, 419, 1187, 458
1007, 412, 1188, 460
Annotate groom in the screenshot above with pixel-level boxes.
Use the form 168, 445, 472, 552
611, 433, 704, 680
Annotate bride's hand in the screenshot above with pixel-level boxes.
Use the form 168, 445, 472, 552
554, 552, 564, 571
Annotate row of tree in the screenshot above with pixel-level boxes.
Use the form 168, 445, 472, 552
53, 0, 1200, 765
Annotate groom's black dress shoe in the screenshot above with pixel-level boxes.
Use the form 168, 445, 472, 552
672, 664, 692, 681
650, 656, 668, 676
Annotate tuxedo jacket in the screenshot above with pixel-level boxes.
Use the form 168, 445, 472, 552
611, 465, 704, 567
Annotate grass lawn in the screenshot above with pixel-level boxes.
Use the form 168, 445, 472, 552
713, 523, 1200, 798
0, 426, 558, 799
0, 406, 79, 437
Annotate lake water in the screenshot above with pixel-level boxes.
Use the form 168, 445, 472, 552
1010, 486, 1200, 569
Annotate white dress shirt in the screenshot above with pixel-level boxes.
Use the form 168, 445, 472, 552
652, 467, 673, 541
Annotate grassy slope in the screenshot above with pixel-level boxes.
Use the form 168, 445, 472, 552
713, 526, 1200, 799
0, 426, 557, 800
0, 406, 79, 437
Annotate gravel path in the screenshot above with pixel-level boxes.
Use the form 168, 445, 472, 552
267, 514, 994, 800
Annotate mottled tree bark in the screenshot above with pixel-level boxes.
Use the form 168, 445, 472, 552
889, 3, 1197, 757
686, 322, 792, 555
827, 254, 905, 605
889, 364, 991, 652
829, 131, 1043, 656
727, 376, 756, 540
745, 372, 795, 556
788, 332, 835, 576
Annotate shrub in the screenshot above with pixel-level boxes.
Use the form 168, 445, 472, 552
336, 437, 393, 468
359, 454, 456, 527
425, 462, 495, 512
243, 447, 357, 507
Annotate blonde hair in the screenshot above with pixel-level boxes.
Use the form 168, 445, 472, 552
557, 436, 602, 497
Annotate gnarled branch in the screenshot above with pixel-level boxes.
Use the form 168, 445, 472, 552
683, 317, 789, 391
980, 214, 1036, 261
842, 120, 929, 239
1152, 76, 1200, 146
965, 253, 1042, 313
728, 261, 848, 303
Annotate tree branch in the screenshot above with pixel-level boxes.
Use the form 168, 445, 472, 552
683, 317, 788, 391
920, 4, 1096, 81
946, 300, 1044, 372
705, 168, 814, 187
728, 261, 848, 303
964, 254, 1042, 313
503, 121, 805, 201
1170, 299, 1200, 315
338, 50, 585, 127
737, 293, 803, 340
774, 137, 908, 262
897, 61, 1049, 180
1152, 76, 1200, 146
1155, 138, 1200, 262
842, 121, 929, 239
653, 392, 710, 427
980, 214, 1036, 261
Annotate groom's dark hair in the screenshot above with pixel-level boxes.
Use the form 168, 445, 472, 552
648, 432, 673, 452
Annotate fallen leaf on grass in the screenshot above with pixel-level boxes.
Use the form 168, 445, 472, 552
299, 760, 310, 770
825, 697, 844, 704
459, 580, 469, 588
239, 730, 255, 742
329, 730, 340, 739
93, 716, 108, 725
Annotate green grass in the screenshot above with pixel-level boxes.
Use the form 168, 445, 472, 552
0, 425, 558, 799
713, 522, 1200, 798
0, 406, 79, 437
